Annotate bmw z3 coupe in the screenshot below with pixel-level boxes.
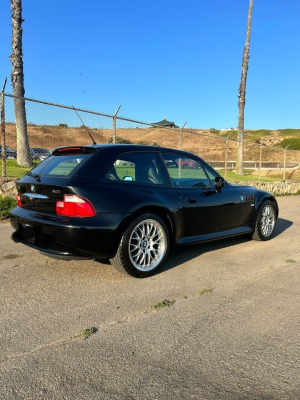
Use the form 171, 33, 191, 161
10, 144, 278, 277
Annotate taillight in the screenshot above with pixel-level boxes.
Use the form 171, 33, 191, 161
56, 195, 96, 218
17, 194, 22, 207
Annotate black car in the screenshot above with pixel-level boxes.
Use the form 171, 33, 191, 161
10, 144, 279, 277
0, 145, 17, 159
30, 147, 52, 161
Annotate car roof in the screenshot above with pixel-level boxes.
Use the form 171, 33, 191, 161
53, 143, 204, 161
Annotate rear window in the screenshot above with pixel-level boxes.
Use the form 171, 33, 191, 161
28, 154, 93, 177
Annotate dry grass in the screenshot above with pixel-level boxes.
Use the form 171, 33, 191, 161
4, 124, 300, 163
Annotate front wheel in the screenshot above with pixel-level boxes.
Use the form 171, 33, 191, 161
110, 213, 169, 278
250, 200, 276, 241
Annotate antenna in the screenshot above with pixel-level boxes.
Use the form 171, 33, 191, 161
72, 106, 96, 145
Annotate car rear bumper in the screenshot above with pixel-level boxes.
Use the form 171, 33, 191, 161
9, 207, 130, 260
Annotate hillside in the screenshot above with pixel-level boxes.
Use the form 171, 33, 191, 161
4, 124, 300, 164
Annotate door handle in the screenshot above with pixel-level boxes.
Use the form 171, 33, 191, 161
185, 196, 197, 203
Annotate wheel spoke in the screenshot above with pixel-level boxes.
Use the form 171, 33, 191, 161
128, 219, 166, 271
260, 205, 275, 238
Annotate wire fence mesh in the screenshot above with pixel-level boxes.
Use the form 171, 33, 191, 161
1, 92, 300, 181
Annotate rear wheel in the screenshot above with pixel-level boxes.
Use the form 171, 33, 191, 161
250, 200, 276, 241
110, 213, 169, 278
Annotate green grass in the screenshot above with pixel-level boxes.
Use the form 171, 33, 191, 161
198, 288, 213, 296
210, 129, 220, 135
0, 195, 17, 219
218, 170, 279, 182
279, 129, 300, 137
0, 159, 35, 178
81, 327, 97, 340
280, 137, 300, 150
219, 130, 237, 139
218, 129, 271, 143
285, 259, 296, 264
151, 299, 175, 310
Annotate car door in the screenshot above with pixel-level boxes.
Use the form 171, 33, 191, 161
161, 153, 241, 237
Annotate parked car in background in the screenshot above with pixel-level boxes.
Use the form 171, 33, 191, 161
0, 145, 17, 159
30, 148, 51, 161
10, 144, 278, 278
175, 158, 198, 169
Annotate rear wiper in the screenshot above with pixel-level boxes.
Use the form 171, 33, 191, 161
27, 172, 41, 182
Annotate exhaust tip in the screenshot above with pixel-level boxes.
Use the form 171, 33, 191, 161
11, 232, 20, 243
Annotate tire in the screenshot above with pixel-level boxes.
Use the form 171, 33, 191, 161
250, 200, 276, 241
110, 213, 170, 278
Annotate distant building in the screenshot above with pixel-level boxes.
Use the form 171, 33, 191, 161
151, 118, 178, 128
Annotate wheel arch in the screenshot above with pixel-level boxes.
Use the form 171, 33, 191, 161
116, 205, 176, 246
257, 195, 279, 219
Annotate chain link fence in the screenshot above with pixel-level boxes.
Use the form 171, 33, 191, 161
1, 92, 300, 181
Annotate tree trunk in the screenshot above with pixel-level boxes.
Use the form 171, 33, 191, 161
237, 0, 253, 175
10, 0, 31, 167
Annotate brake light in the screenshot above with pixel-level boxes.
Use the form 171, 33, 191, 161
17, 194, 22, 207
58, 147, 81, 152
56, 195, 96, 217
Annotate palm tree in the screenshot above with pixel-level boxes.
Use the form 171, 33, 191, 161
10, 0, 31, 166
236, 0, 253, 175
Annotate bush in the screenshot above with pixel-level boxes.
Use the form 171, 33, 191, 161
108, 136, 132, 144
58, 123, 68, 128
0, 195, 17, 220
281, 137, 300, 150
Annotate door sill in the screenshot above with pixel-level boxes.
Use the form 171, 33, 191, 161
178, 226, 252, 245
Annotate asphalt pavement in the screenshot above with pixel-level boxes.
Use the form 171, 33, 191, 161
0, 196, 299, 400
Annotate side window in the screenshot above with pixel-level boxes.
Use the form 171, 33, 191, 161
202, 164, 218, 181
104, 152, 167, 185
161, 153, 212, 189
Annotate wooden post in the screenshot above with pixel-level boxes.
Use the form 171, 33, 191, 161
225, 131, 234, 180
113, 105, 121, 144
178, 122, 187, 178
259, 139, 266, 182
283, 144, 290, 181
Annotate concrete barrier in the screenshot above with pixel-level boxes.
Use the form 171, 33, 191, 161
1, 178, 300, 198
231, 181, 300, 195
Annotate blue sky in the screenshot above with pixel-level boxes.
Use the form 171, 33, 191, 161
1, 0, 300, 129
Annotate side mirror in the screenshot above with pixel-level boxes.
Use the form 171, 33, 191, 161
215, 176, 225, 191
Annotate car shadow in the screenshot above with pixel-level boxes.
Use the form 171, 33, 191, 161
95, 218, 293, 275
273, 217, 293, 237
159, 217, 293, 275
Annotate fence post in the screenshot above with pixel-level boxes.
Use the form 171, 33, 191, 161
178, 122, 187, 178
1, 78, 7, 178
178, 121, 187, 151
259, 139, 266, 182
283, 144, 290, 181
112, 105, 121, 144
225, 131, 234, 180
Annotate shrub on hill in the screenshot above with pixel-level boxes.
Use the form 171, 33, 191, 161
281, 137, 300, 150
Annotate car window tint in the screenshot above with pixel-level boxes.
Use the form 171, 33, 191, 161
161, 153, 212, 189
104, 152, 167, 185
202, 164, 218, 182
29, 155, 92, 177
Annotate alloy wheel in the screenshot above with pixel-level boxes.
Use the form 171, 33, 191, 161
129, 219, 166, 271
